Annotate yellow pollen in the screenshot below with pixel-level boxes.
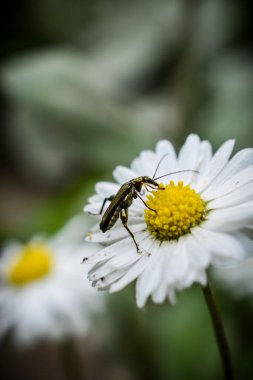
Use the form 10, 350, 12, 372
7, 243, 53, 286
144, 180, 206, 241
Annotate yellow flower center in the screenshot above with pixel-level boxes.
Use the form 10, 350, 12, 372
144, 181, 206, 241
7, 243, 53, 286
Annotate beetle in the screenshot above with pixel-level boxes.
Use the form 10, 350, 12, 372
91, 155, 198, 252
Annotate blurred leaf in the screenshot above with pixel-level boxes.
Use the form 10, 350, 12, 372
193, 55, 253, 150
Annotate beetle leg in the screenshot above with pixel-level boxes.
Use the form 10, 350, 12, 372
135, 191, 157, 213
89, 195, 115, 215
120, 208, 141, 253
146, 184, 165, 191
142, 184, 158, 194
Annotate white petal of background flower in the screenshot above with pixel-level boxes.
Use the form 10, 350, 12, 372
0, 215, 104, 347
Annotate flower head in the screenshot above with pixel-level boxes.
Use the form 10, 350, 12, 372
84, 134, 253, 307
0, 216, 104, 347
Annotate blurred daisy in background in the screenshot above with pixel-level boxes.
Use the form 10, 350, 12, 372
84, 134, 253, 307
0, 215, 104, 347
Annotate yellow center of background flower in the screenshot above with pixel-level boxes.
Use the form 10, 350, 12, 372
7, 243, 53, 286
144, 181, 206, 241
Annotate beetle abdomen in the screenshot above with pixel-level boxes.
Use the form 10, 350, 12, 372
100, 207, 120, 232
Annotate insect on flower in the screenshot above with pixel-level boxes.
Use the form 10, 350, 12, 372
89, 154, 198, 253
84, 135, 253, 308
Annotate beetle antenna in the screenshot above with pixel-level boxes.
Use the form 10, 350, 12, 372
154, 170, 199, 181
152, 153, 169, 179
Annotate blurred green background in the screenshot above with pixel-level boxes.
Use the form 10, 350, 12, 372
0, 0, 253, 379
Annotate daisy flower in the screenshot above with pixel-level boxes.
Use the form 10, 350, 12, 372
84, 134, 253, 308
0, 215, 104, 347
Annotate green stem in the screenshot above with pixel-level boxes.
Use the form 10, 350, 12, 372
57, 338, 85, 380
202, 281, 233, 380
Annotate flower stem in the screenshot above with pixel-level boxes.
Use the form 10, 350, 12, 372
202, 281, 233, 380
58, 339, 86, 380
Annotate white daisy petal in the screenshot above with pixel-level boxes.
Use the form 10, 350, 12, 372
215, 257, 253, 299
109, 255, 150, 293
151, 280, 168, 304
208, 181, 253, 209
131, 150, 158, 177
89, 246, 141, 282
155, 140, 178, 171
187, 269, 207, 287
87, 194, 102, 203
167, 288, 177, 304
150, 140, 178, 182
184, 234, 211, 268
84, 237, 133, 263
235, 233, 253, 257
175, 241, 191, 282
127, 201, 146, 215
204, 148, 253, 191
197, 140, 213, 170
188, 140, 213, 188
178, 134, 201, 184
84, 203, 103, 215
193, 227, 245, 265
88, 259, 116, 282
195, 139, 235, 193
168, 245, 179, 281
108, 247, 143, 269
95, 181, 120, 197
113, 166, 138, 184
204, 201, 253, 231
84, 135, 253, 307
93, 268, 129, 290
203, 166, 253, 201
136, 246, 164, 307
88, 223, 147, 244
